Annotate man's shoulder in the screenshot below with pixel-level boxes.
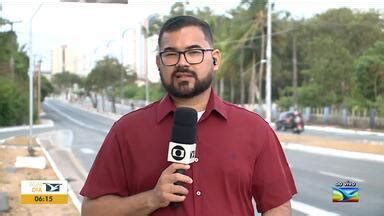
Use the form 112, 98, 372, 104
114, 101, 160, 126
222, 101, 269, 125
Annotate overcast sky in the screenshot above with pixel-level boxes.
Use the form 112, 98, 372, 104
1, 0, 383, 81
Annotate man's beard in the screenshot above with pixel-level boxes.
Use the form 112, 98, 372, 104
160, 67, 213, 99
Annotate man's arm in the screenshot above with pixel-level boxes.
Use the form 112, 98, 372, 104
262, 201, 291, 216
82, 191, 158, 216
81, 163, 193, 216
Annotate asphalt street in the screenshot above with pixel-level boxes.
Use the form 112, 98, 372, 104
1, 99, 383, 215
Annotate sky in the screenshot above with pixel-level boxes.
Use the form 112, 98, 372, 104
1, 0, 383, 82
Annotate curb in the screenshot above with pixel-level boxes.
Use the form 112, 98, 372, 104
0, 120, 54, 133
35, 137, 81, 213
305, 125, 384, 137
282, 142, 384, 163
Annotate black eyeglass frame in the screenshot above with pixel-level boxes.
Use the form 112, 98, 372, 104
159, 48, 214, 66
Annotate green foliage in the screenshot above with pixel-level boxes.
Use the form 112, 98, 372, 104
149, 82, 166, 101
0, 20, 32, 126
123, 83, 143, 99
87, 56, 127, 96
351, 41, 384, 114
0, 77, 29, 126
123, 82, 165, 101
52, 71, 81, 90
276, 96, 293, 110
41, 76, 54, 102
274, 8, 384, 112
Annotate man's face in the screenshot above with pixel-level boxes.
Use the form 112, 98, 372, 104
157, 26, 220, 98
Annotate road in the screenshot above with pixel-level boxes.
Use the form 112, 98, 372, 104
1, 99, 383, 215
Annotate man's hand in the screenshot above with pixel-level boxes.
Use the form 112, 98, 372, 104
149, 163, 193, 208
82, 163, 193, 216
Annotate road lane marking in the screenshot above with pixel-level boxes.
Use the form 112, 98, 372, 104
45, 102, 109, 134
283, 142, 384, 163
80, 148, 96, 155
291, 200, 340, 216
318, 170, 364, 182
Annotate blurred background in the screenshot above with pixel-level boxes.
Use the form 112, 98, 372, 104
0, 0, 383, 215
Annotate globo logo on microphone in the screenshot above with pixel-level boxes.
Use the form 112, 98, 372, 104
168, 142, 196, 164
171, 145, 186, 161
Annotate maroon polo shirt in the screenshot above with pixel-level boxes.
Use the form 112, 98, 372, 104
80, 90, 297, 215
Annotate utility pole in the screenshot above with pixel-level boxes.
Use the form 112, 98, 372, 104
265, 0, 272, 123
292, 33, 298, 108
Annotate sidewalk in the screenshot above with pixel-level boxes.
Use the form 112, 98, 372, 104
277, 133, 384, 155
0, 136, 79, 215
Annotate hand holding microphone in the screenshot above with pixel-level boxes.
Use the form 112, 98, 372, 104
167, 107, 197, 208
151, 163, 193, 208
149, 107, 197, 209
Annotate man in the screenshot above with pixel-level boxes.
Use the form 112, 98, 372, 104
81, 15, 297, 216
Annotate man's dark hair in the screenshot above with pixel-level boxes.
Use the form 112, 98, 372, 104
158, 16, 214, 49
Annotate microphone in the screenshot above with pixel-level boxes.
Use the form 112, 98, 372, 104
167, 107, 197, 208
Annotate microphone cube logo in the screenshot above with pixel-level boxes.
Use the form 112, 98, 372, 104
332, 180, 359, 202
171, 145, 186, 161
168, 142, 196, 164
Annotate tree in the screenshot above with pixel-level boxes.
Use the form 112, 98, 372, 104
0, 77, 29, 126
40, 76, 54, 102
351, 41, 384, 115
52, 71, 81, 100
277, 8, 384, 109
87, 56, 126, 113
0, 15, 31, 126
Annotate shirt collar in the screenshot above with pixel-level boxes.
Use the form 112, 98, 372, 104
156, 88, 228, 123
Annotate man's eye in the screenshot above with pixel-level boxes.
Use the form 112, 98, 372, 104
163, 52, 178, 57
188, 50, 202, 55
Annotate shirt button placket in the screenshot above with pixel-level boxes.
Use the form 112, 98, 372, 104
193, 136, 201, 216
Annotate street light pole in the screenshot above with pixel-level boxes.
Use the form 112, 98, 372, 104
121, 28, 136, 103
28, 1, 44, 156
143, 21, 149, 105
143, 14, 158, 106
265, 0, 273, 123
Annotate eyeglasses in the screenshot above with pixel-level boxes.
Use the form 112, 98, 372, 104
159, 48, 214, 66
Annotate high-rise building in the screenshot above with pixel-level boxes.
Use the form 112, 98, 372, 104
51, 45, 89, 77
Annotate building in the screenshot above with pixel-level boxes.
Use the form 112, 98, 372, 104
51, 45, 89, 77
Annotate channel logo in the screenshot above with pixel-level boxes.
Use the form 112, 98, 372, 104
332, 180, 359, 202
21, 180, 68, 204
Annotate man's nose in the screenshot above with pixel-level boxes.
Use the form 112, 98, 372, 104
177, 53, 190, 66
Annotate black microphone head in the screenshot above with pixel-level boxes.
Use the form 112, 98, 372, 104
172, 107, 197, 144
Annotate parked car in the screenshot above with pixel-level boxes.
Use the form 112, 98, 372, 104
275, 111, 304, 134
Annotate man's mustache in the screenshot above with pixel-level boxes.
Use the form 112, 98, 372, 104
172, 67, 197, 78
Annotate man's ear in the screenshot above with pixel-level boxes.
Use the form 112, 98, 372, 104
156, 55, 161, 69
212, 49, 221, 71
